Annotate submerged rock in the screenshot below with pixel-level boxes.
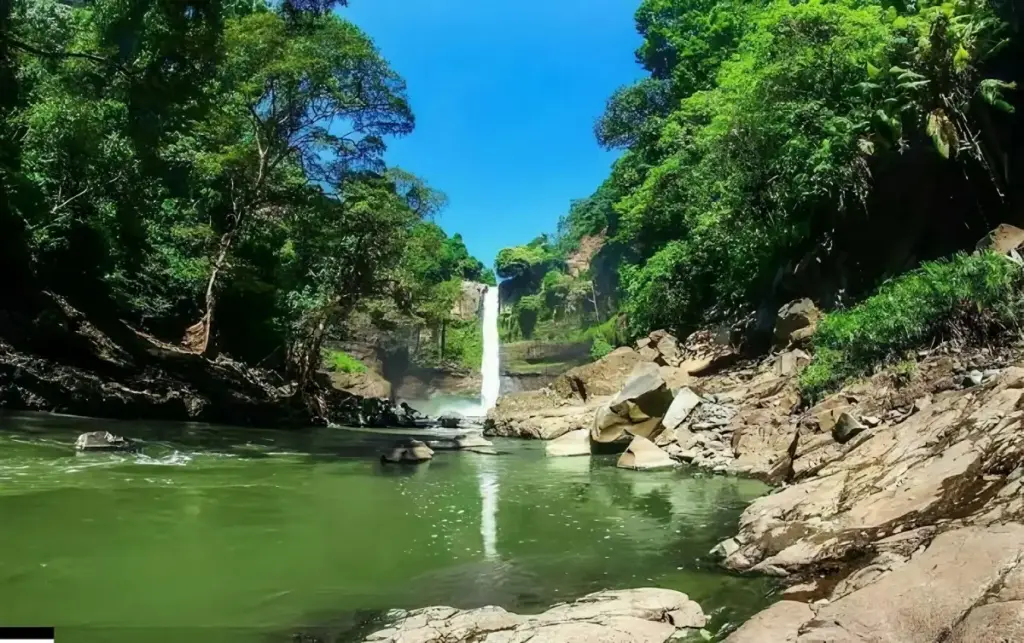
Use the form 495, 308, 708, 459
363, 588, 706, 643
75, 431, 134, 452
380, 439, 433, 464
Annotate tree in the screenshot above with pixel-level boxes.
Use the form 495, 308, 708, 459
180, 10, 414, 353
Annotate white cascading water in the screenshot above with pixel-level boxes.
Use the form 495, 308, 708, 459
477, 286, 500, 558
479, 287, 501, 411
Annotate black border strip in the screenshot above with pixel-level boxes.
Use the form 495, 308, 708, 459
0, 628, 55, 639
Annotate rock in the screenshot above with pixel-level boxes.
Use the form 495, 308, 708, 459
774, 298, 820, 349
731, 407, 798, 483
363, 588, 706, 643
591, 363, 673, 444
710, 538, 740, 560
380, 439, 433, 464
456, 434, 493, 449
545, 429, 591, 457
438, 414, 463, 428
74, 431, 133, 452
617, 435, 677, 470
832, 412, 866, 444
685, 351, 740, 376
976, 223, 1024, 255
773, 349, 811, 377
798, 525, 1024, 643
724, 601, 813, 643
663, 387, 702, 431
329, 368, 392, 399
965, 370, 984, 387
721, 368, 1024, 579
486, 390, 595, 440
451, 280, 488, 321
551, 347, 643, 401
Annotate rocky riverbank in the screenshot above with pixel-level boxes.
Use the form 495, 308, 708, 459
0, 291, 420, 428
480, 310, 1024, 641
362, 588, 709, 643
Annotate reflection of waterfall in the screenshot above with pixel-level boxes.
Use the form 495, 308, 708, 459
477, 458, 499, 559
480, 288, 501, 411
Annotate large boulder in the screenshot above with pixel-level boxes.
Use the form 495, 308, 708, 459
329, 368, 392, 399
486, 390, 596, 440
75, 431, 134, 452
662, 387, 702, 431
617, 435, 677, 470
551, 347, 643, 401
635, 330, 683, 367
774, 298, 820, 348
545, 428, 592, 457
590, 363, 674, 444
380, 439, 433, 464
363, 588, 706, 643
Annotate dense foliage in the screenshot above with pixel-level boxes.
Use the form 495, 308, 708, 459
799, 252, 1024, 400
507, 0, 1021, 346
0, 0, 488, 389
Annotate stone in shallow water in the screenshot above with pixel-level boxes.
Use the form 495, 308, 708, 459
617, 436, 676, 471
363, 588, 706, 643
380, 439, 433, 464
75, 431, 133, 452
545, 429, 591, 457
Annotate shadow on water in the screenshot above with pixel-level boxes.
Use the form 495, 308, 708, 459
0, 409, 465, 463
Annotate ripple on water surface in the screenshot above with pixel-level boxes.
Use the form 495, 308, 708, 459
0, 411, 776, 643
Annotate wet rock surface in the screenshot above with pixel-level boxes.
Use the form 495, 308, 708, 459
362, 588, 707, 643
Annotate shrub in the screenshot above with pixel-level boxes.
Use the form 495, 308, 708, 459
590, 335, 614, 360
799, 252, 1023, 401
324, 349, 367, 374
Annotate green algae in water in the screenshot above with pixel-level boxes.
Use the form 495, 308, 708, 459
0, 412, 776, 642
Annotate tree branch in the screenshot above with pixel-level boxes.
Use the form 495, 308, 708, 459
4, 34, 125, 73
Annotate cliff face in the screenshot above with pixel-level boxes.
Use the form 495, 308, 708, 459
333, 280, 491, 401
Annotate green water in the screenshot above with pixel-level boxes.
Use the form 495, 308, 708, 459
0, 411, 775, 642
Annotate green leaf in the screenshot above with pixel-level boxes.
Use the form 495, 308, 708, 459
926, 109, 957, 159
953, 46, 970, 73
867, 62, 881, 78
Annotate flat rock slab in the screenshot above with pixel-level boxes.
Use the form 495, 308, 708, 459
617, 435, 676, 470
363, 588, 706, 643
546, 428, 592, 457
798, 524, 1024, 642
725, 600, 813, 643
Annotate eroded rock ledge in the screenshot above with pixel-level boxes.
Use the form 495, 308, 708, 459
362, 588, 707, 643
714, 359, 1024, 641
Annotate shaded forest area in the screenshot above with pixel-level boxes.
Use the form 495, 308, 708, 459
0, 0, 492, 423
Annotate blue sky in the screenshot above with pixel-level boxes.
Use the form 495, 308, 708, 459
343, 0, 646, 270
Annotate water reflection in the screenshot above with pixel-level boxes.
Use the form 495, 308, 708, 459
476, 456, 499, 559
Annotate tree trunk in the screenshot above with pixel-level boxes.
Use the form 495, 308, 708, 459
439, 320, 447, 361
590, 280, 603, 323
183, 229, 235, 354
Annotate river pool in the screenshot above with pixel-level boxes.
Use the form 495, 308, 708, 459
0, 411, 775, 642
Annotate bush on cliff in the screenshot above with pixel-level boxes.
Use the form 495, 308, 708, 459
799, 252, 1024, 401
325, 350, 368, 374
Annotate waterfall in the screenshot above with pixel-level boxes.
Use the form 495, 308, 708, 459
479, 287, 501, 411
